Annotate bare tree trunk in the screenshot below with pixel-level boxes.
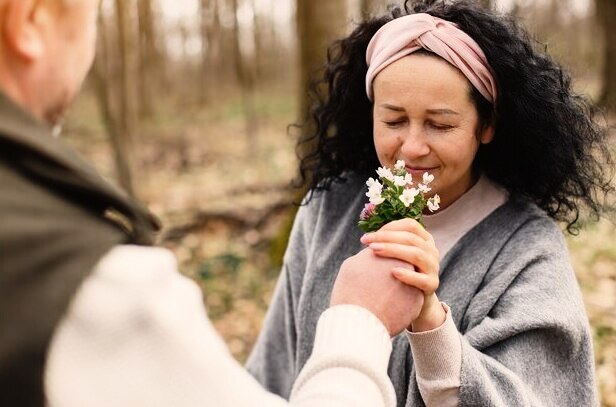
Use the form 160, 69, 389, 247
272, 0, 349, 266
94, 8, 134, 196
360, 0, 385, 18
200, 0, 210, 105
479, 0, 492, 9
294, 0, 348, 196
200, 0, 223, 105
296, 0, 348, 132
596, 0, 616, 110
510, 1, 521, 17
115, 0, 138, 197
229, 0, 259, 148
137, 0, 160, 118
266, 0, 280, 78
252, 0, 264, 81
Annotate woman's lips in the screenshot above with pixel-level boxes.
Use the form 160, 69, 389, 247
405, 166, 437, 176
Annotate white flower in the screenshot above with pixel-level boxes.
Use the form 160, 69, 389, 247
394, 160, 406, 171
393, 175, 407, 187
404, 173, 413, 185
399, 188, 420, 207
422, 172, 435, 185
366, 180, 383, 196
368, 189, 385, 205
427, 194, 441, 212
366, 177, 380, 188
417, 183, 431, 193
376, 167, 394, 182
366, 182, 385, 205
366, 181, 383, 196
367, 186, 382, 198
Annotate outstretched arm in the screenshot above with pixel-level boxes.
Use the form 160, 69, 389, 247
45, 245, 401, 407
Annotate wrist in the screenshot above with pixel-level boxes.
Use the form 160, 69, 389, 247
411, 294, 446, 332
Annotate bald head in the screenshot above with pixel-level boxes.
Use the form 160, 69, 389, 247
0, 0, 100, 125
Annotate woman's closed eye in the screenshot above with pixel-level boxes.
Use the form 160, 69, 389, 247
383, 118, 407, 128
427, 121, 456, 131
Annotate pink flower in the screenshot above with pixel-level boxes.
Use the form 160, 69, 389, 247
360, 203, 377, 220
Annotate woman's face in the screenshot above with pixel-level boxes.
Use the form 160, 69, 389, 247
372, 53, 493, 210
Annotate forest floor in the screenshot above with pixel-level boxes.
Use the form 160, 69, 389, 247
64, 86, 616, 406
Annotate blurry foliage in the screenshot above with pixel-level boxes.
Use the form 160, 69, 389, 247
268, 206, 296, 268
198, 253, 245, 281
568, 218, 616, 406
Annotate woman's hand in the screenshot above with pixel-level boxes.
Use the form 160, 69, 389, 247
360, 218, 446, 332
331, 248, 425, 336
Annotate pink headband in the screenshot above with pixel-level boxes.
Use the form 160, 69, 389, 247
365, 13, 497, 104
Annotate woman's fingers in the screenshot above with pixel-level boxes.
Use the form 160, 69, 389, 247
369, 242, 439, 276
361, 230, 434, 254
391, 267, 439, 294
361, 219, 441, 296
382, 218, 432, 240
365, 218, 433, 243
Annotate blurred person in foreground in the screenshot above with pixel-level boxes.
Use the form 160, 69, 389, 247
0, 0, 425, 406
247, 0, 614, 405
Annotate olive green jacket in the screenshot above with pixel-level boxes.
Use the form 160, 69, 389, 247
0, 92, 158, 406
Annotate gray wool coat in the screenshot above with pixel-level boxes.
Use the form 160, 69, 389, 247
246, 173, 598, 406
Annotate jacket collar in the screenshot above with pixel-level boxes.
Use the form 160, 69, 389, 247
0, 91, 160, 241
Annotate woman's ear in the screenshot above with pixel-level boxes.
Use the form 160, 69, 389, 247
2, 0, 45, 61
479, 125, 495, 145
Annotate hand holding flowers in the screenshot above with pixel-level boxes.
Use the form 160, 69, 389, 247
361, 218, 446, 332
358, 160, 440, 233
359, 161, 446, 332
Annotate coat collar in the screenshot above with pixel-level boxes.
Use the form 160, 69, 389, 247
0, 91, 160, 242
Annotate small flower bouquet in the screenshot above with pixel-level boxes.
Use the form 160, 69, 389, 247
358, 160, 440, 233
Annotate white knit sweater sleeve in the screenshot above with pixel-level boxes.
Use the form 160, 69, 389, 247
44, 245, 396, 407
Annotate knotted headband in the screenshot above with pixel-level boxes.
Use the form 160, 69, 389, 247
365, 13, 497, 104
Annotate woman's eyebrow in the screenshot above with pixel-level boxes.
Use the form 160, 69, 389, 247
378, 103, 405, 112
426, 108, 460, 115
378, 105, 460, 115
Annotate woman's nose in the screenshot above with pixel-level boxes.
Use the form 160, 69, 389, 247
399, 125, 430, 158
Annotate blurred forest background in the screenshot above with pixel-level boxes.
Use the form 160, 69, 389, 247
63, 0, 615, 404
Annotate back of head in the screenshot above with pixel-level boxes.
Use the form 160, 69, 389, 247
0, 0, 99, 125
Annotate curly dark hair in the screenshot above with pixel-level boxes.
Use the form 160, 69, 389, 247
294, 0, 614, 233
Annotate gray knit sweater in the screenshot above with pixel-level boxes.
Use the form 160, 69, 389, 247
246, 173, 598, 406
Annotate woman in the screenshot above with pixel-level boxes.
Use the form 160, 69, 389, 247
246, 1, 613, 405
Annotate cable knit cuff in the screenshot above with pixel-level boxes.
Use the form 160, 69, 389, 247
290, 305, 396, 407
311, 305, 392, 366
406, 303, 462, 381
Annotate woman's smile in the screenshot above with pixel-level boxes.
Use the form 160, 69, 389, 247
405, 165, 438, 177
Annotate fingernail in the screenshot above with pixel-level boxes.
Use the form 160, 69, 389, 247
360, 234, 372, 244
369, 243, 384, 251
